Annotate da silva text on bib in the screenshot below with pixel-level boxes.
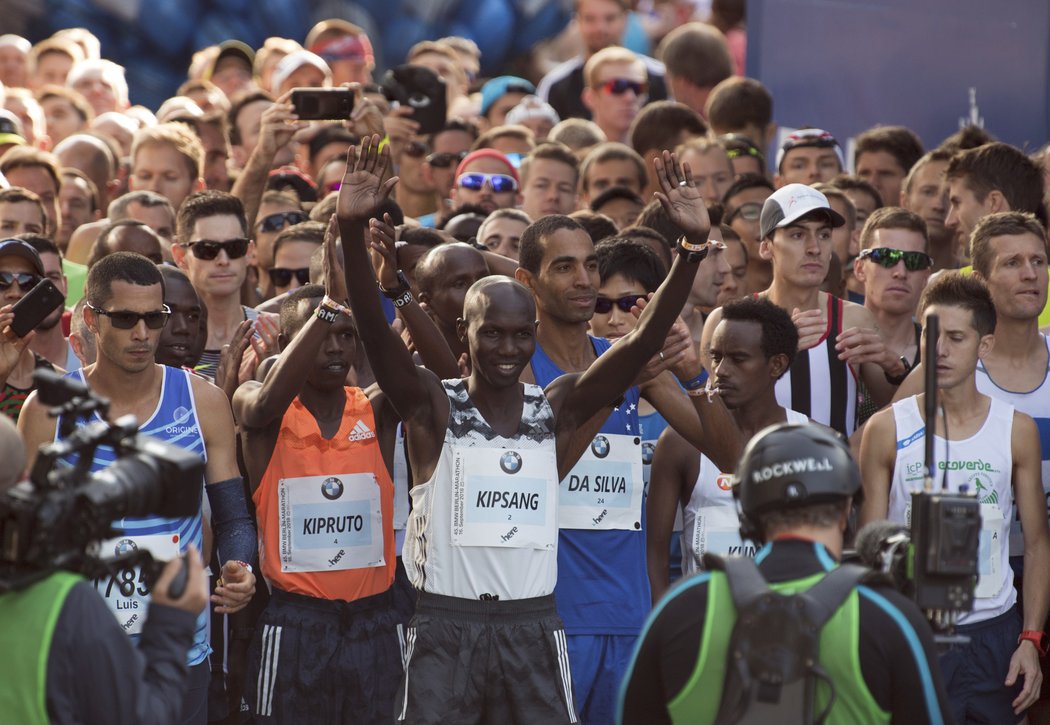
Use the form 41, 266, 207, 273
559, 434, 643, 531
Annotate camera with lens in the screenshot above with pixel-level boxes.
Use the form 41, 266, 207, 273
0, 369, 203, 594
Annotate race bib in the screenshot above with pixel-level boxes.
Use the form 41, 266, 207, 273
691, 506, 754, 565
559, 434, 644, 531
94, 532, 180, 636
450, 445, 558, 549
976, 502, 1005, 599
278, 473, 385, 573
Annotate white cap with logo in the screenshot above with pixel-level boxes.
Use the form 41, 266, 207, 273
759, 184, 846, 240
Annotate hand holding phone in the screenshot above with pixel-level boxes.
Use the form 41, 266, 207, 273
10, 279, 64, 338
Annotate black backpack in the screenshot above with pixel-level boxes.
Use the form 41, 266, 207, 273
702, 554, 869, 725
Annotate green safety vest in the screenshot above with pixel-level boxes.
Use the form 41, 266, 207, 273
0, 571, 82, 725
668, 569, 890, 725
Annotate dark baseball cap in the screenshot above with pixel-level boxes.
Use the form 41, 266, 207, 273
0, 238, 45, 276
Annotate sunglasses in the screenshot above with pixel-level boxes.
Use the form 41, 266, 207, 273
181, 237, 251, 261
256, 211, 308, 232
859, 247, 933, 271
725, 202, 763, 223
594, 294, 640, 314
87, 303, 171, 330
598, 78, 648, 96
457, 172, 519, 193
427, 150, 468, 169
0, 271, 42, 291
268, 267, 311, 288
403, 140, 429, 158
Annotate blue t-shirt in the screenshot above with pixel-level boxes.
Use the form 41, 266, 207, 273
531, 336, 649, 636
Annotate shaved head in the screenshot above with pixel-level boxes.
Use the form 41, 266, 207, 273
462, 277, 535, 323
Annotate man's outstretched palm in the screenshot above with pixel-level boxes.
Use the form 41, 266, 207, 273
337, 134, 399, 221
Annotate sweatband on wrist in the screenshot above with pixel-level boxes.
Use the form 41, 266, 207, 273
206, 477, 257, 567
680, 369, 709, 391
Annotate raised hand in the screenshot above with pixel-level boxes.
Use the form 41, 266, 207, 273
257, 91, 305, 158
215, 319, 253, 401
653, 150, 711, 241
337, 134, 400, 222
368, 213, 400, 290
321, 215, 348, 303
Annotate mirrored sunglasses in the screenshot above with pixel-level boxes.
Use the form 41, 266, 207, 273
858, 247, 933, 271
457, 172, 519, 194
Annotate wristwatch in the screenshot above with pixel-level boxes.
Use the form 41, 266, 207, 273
378, 270, 411, 299
884, 355, 912, 386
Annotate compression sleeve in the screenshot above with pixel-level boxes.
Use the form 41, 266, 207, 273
206, 477, 258, 566
46, 581, 196, 725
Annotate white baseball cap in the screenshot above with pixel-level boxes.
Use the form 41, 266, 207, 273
760, 184, 846, 240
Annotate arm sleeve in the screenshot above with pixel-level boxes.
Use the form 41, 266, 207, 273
206, 476, 258, 565
857, 585, 953, 724
46, 581, 196, 725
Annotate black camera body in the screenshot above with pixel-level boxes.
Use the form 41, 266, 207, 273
0, 370, 204, 594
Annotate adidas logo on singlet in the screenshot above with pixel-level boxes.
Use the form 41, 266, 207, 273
348, 420, 376, 441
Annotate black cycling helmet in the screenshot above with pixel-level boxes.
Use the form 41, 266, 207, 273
735, 422, 860, 543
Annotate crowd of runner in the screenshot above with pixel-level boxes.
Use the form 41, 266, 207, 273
0, 0, 1049, 722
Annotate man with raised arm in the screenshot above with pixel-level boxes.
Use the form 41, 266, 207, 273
337, 135, 712, 724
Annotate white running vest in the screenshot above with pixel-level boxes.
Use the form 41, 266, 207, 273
975, 334, 1050, 556
681, 409, 807, 575
404, 380, 560, 599
889, 396, 1016, 625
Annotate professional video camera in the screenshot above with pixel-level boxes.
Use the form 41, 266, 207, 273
851, 315, 982, 635
0, 369, 203, 594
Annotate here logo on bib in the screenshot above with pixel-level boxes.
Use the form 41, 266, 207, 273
451, 445, 558, 549
559, 434, 643, 531
278, 473, 385, 572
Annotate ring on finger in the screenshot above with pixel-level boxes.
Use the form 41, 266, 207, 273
659, 351, 665, 361
678, 180, 688, 187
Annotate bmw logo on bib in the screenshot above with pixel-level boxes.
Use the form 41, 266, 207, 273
500, 451, 522, 474
321, 477, 345, 500
642, 441, 655, 465
591, 435, 611, 459
114, 538, 138, 557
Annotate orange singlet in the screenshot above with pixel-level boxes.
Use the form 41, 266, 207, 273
254, 388, 395, 602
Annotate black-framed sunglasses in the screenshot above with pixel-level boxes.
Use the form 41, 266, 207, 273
181, 238, 251, 261
256, 211, 308, 232
268, 267, 311, 288
0, 271, 42, 291
859, 247, 934, 271
87, 303, 171, 330
725, 202, 763, 224
594, 295, 640, 314
426, 150, 469, 169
